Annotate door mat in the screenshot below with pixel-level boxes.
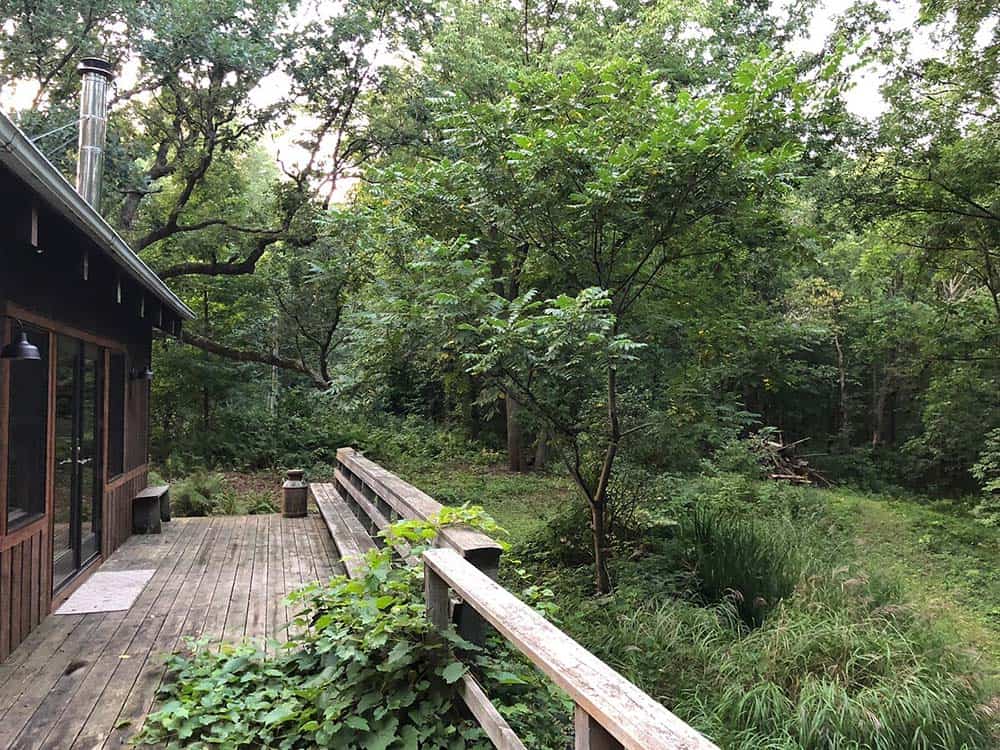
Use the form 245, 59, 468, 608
55, 569, 156, 614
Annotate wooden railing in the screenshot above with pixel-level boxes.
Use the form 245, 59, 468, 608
322, 448, 719, 750
334, 447, 502, 642
424, 549, 719, 750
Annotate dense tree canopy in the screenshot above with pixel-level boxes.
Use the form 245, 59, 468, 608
2, 0, 998, 588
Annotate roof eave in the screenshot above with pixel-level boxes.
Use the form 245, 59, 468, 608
0, 110, 195, 322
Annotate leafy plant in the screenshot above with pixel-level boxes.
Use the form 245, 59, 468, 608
972, 428, 1000, 527
681, 508, 799, 628
171, 471, 227, 517
137, 510, 569, 749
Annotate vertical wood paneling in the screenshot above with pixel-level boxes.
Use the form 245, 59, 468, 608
11, 543, 22, 649
1, 547, 10, 658
29, 531, 40, 628
0, 528, 48, 661
102, 470, 147, 555
21, 535, 31, 635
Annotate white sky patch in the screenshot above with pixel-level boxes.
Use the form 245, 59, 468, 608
780, 0, 945, 120
975, 14, 998, 48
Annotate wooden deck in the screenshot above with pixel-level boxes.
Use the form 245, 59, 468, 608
0, 513, 344, 750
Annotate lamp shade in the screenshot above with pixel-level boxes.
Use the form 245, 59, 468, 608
1, 331, 41, 361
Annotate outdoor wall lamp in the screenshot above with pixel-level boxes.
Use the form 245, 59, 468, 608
130, 366, 154, 381
1, 318, 42, 361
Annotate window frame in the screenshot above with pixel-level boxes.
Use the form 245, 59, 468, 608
106, 352, 127, 480
3, 321, 52, 534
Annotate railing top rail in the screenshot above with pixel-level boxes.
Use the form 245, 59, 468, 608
337, 447, 502, 567
423, 547, 720, 750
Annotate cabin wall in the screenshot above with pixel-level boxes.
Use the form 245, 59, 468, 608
0, 168, 159, 661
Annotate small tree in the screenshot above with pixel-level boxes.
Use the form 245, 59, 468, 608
375, 54, 805, 593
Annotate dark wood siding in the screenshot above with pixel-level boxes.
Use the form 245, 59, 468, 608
104, 469, 149, 558
0, 165, 161, 661
0, 523, 47, 661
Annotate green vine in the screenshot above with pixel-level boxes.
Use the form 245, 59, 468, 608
135, 506, 569, 749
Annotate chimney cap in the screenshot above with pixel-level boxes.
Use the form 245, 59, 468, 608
78, 57, 113, 78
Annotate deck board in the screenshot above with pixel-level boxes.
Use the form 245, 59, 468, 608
0, 512, 345, 750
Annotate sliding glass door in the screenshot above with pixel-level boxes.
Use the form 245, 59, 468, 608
53, 336, 103, 590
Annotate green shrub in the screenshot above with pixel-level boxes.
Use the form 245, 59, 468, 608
681, 508, 799, 628
168, 472, 280, 517
171, 471, 227, 516
811, 447, 919, 495
971, 428, 1000, 527
519, 461, 664, 567
137, 512, 570, 750
244, 491, 279, 515
701, 435, 770, 478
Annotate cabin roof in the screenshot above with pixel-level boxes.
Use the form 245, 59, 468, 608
0, 110, 195, 322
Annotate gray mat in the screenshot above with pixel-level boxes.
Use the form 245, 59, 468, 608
54, 569, 156, 614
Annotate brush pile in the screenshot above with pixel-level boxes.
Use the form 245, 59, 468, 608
754, 434, 832, 486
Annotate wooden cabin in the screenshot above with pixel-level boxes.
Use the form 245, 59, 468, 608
0, 96, 193, 661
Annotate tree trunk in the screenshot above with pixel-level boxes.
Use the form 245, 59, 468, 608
563, 447, 614, 596
201, 289, 211, 457
268, 319, 279, 417
871, 354, 895, 448
506, 392, 524, 472
533, 429, 548, 470
834, 333, 849, 448
589, 500, 611, 595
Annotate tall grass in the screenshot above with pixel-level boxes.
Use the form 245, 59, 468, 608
559, 576, 995, 749
535, 471, 998, 749
700, 592, 995, 749
682, 508, 799, 628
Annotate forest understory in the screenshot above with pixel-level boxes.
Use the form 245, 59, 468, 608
5, 0, 999, 746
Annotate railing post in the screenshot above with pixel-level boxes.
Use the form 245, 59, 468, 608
425, 565, 450, 634
574, 705, 623, 750
452, 552, 497, 647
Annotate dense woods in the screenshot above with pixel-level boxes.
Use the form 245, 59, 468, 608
5, 0, 996, 499
2, 1, 998, 746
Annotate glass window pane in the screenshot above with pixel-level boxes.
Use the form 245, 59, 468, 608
6, 324, 49, 530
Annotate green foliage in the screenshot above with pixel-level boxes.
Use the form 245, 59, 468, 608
701, 433, 772, 479
137, 511, 570, 749
524, 472, 999, 748
972, 428, 1000, 526
171, 471, 226, 517
681, 508, 799, 629
693, 576, 995, 749
169, 471, 276, 517
555, 568, 996, 749
520, 460, 662, 567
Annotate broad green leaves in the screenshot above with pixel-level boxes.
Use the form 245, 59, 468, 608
136, 510, 513, 749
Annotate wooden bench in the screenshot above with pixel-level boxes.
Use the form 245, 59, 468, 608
133, 485, 170, 534
310, 483, 376, 580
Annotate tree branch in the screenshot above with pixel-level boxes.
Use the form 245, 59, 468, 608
167, 329, 329, 389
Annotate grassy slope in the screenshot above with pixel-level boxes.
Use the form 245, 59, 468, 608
393, 459, 577, 539
397, 459, 999, 687
824, 489, 999, 678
